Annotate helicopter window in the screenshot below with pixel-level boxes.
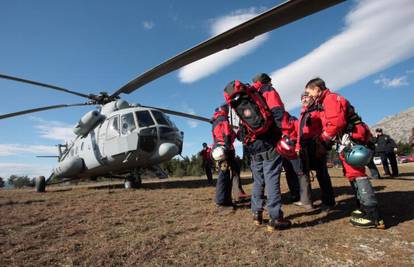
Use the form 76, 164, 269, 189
106, 115, 120, 140
121, 113, 136, 135
81, 142, 84, 151
151, 110, 170, 126
136, 110, 155, 127
139, 127, 157, 153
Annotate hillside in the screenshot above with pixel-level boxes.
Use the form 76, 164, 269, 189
1, 164, 414, 266
371, 107, 414, 143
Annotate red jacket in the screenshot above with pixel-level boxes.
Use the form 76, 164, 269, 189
299, 105, 323, 140
211, 109, 236, 150
252, 81, 285, 129
316, 89, 370, 144
200, 147, 212, 162
281, 111, 299, 142
316, 89, 348, 143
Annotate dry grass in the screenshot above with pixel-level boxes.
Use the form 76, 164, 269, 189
1, 164, 414, 267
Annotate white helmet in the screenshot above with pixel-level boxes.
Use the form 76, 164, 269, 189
211, 145, 227, 161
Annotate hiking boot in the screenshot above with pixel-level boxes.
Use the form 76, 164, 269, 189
293, 201, 314, 210
253, 211, 263, 226
266, 218, 291, 232
351, 209, 364, 218
350, 216, 386, 229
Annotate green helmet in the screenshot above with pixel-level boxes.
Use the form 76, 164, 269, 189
344, 145, 373, 167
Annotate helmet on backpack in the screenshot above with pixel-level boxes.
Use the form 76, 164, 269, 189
211, 145, 227, 161
276, 135, 298, 160
344, 145, 373, 167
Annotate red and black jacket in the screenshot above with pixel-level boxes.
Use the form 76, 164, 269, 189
211, 109, 235, 150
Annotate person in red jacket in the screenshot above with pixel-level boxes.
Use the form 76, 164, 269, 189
242, 73, 291, 231
297, 92, 336, 211
305, 77, 384, 229
199, 143, 213, 185
280, 111, 313, 208
211, 104, 246, 207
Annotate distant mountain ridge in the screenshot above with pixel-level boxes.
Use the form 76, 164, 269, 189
371, 107, 414, 143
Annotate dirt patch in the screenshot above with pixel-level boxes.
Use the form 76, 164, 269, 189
1, 164, 413, 266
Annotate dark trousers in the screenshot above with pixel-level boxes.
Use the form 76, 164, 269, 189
282, 158, 300, 202
215, 160, 232, 206
302, 141, 335, 207
203, 161, 213, 184
367, 158, 380, 179
230, 159, 246, 201
380, 152, 399, 176
250, 148, 283, 220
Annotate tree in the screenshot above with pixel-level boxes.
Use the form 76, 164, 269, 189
8, 175, 34, 188
397, 142, 413, 156
0, 177, 5, 188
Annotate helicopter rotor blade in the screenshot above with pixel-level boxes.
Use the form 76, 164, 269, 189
0, 73, 95, 100
0, 103, 92, 120
143, 105, 211, 123
111, 0, 345, 97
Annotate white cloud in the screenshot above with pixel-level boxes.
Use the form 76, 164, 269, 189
143, 21, 155, 30
269, 0, 414, 110
178, 8, 268, 83
180, 104, 200, 128
0, 163, 52, 179
0, 144, 56, 156
374, 75, 409, 88
30, 117, 75, 142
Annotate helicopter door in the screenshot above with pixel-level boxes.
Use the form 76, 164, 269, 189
102, 115, 121, 157
136, 110, 157, 154
118, 112, 138, 153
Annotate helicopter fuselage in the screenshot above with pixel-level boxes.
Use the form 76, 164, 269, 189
52, 103, 183, 179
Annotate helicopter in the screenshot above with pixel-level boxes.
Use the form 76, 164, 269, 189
0, 0, 345, 192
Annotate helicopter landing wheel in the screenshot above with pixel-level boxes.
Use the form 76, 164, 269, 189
124, 174, 142, 189
35, 176, 46, 193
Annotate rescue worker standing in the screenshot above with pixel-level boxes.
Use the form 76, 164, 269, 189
199, 143, 213, 185
305, 78, 384, 229
224, 74, 291, 231
373, 128, 399, 177
297, 92, 336, 210
279, 111, 312, 208
211, 105, 245, 207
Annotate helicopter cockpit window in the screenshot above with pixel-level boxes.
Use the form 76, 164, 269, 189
136, 110, 155, 127
151, 110, 170, 126
121, 113, 136, 135
106, 115, 120, 140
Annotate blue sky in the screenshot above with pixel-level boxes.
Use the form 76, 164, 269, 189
0, 0, 413, 178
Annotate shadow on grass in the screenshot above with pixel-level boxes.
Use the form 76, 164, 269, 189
379, 172, 414, 181
0, 199, 46, 207
141, 176, 253, 190
286, 185, 413, 229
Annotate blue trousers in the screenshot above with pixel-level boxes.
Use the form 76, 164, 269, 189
250, 149, 283, 220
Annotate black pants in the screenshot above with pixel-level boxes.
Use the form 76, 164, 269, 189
282, 158, 300, 202
203, 161, 213, 184
380, 151, 399, 176
301, 141, 336, 207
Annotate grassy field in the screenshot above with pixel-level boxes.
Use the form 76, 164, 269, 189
1, 164, 414, 266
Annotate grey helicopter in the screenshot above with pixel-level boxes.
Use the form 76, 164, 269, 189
0, 0, 344, 192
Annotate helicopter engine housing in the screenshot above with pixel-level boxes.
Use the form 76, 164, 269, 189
100, 99, 129, 116
73, 110, 104, 136
53, 157, 84, 178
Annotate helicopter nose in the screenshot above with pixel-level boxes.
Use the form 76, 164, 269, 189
152, 143, 179, 161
